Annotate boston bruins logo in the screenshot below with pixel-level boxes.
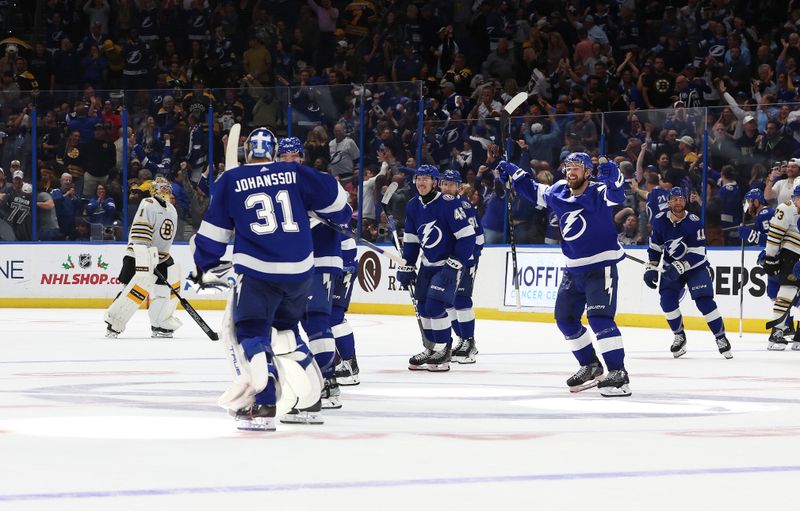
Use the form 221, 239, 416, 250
160, 219, 175, 240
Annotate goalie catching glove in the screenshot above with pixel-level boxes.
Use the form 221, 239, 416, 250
188, 261, 233, 292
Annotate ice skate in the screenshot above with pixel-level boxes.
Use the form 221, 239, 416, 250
105, 324, 120, 339
768, 328, 788, 351
715, 334, 733, 359
426, 347, 451, 372
280, 399, 324, 425
408, 348, 434, 371
151, 326, 174, 338
598, 369, 631, 397
566, 361, 604, 393
452, 337, 478, 364
234, 404, 276, 431
784, 320, 796, 342
334, 356, 360, 386
321, 378, 342, 409
670, 331, 687, 358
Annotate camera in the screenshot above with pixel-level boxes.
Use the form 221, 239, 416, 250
378, 225, 388, 237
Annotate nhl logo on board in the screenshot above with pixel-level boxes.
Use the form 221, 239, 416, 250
79, 253, 91, 269
357, 251, 381, 292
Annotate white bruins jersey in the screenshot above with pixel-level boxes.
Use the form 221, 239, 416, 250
766, 200, 800, 257
127, 197, 178, 262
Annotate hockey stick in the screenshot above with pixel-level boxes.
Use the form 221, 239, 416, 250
738, 201, 747, 338
310, 212, 407, 266
225, 123, 241, 171
153, 266, 219, 341
380, 182, 428, 344
501, 92, 527, 309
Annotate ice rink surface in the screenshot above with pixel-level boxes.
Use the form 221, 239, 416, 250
1, 308, 799, 510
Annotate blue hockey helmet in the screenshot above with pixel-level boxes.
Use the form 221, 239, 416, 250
667, 186, 688, 200
563, 152, 593, 173
792, 184, 800, 198
244, 127, 277, 162
415, 164, 440, 180
277, 136, 304, 157
439, 169, 463, 184
744, 188, 765, 204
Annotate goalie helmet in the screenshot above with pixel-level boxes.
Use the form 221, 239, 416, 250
244, 127, 277, 162
150, 176, 173, 201
277, 136, 304, 157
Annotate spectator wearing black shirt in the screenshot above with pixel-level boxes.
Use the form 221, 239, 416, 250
642, 56, 675, 109
83, 123, 116, 197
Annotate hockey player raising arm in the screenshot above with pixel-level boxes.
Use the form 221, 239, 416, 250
762, 185, 800, 351
497, 153, 631, 397
644, 187, 733, 359
192, 128, 350, 431
104, 177, 182, 339
396, 165, 476, 372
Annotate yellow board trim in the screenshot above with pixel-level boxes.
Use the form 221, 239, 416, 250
0, 298, 771, 333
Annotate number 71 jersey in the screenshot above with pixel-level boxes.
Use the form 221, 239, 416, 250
647, 211, 708, 270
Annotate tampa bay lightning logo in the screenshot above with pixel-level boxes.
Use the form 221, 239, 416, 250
561, 209, 587, 241
666, 237, 688, 260
420, 221, 443, 248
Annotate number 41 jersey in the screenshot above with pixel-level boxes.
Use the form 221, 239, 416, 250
194, 161, 350, 282
647, 211, 708, 270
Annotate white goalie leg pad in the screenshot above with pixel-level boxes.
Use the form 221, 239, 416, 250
149, 261, 183, 331
271, 328, 324, 409
216, 292, 269, 413
104, 246, 158, 334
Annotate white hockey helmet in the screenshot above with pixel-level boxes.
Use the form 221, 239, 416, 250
245, 127, 277, 163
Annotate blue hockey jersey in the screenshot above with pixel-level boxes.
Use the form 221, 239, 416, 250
718, 183, 742, 228
310, 209, 353, 275
194, 161, 350, 282
511, 176, 625, 272
461, 198, 484, 265
402, 192, 476, 268
741, 206, 774, 247
646, 187, 670, 221
647, 211, 708, 270
341, 236, 357, 270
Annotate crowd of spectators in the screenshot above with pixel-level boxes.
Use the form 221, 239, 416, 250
0, 0, 799, 247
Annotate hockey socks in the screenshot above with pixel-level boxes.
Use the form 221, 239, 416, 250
588, 317, 625, 371
559, 324, 600, 367
332, 320, 356, 360
695, 297, 724, 337
664, 307, 685, 335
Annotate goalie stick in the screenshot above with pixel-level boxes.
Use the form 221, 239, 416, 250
153, 266, 219, 341
380, 182, 429, 345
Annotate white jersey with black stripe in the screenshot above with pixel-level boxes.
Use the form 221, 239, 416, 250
765, 200, 800, 257
126, 197, 178, 262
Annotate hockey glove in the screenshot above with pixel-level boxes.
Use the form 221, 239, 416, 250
662, 260, 689, 284
188, 261, 233, 292
757, 250, 766, 267
763, 255, 781, 277
738, 226, 760, 244
429, 258, 462, 306
396, 265, 416, 289
643, 262, 659, 289
596, 159, 621, 186
495, 161, 525, 183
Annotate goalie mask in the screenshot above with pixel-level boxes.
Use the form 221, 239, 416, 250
150, 176, 173, 201
245, 127, 277, 163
